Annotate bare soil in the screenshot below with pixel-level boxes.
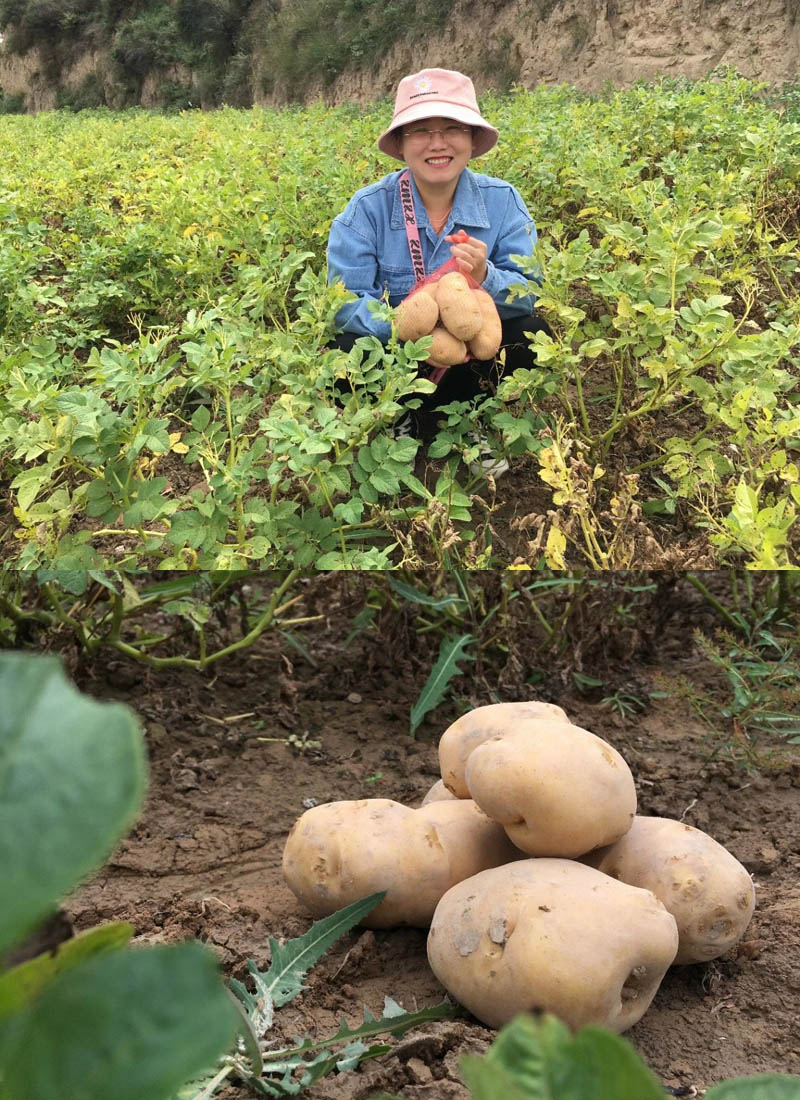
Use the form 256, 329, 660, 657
56, 594, 800, 1099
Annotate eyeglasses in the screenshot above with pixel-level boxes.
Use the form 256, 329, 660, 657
401, 124, 472, 142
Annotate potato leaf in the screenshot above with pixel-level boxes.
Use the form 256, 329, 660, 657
460, 1057, 534, 1100
410, 633, 474, 736
461, 1014, 665, 1100
0, 922, 133, 1022
0, 654, 147, 955
705, 1078, 800, 1099
0, 942, 238, 1100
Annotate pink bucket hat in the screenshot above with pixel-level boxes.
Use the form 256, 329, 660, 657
377, 68, 499, 160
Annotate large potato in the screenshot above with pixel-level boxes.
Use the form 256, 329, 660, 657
282, 797, 519, 929
429, 325, 467, 365
436, 272, 482, 341
584, 816, 756, 964
468, 289, 503, 360
395, 290, 438, 341
465, 720, 636, 857
427, 859, 678, 1032
439, 701, 570, 798
420, 779, 459, 806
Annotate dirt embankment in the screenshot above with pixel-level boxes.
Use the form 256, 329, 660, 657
321, 0, 800, 105
2, 0, 799, 112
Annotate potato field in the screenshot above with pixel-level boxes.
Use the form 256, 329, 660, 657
1, 72, 799, 568
1, 570, 799, 1099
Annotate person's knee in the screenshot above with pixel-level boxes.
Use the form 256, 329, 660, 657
501, 313, 551, 346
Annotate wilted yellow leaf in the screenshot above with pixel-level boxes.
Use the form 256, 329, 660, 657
545, 525, 567, 569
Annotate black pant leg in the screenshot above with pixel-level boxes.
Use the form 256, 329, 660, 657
415, 312, 553, 410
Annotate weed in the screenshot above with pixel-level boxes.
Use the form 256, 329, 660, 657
668, 628, 800, 766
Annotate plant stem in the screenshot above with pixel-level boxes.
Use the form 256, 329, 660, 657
685, 573, 747, 635
98, 570, 312, 670
191, 1064, 234, 1099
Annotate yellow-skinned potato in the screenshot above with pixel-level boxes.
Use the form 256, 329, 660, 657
282, 797, 519, 929
420, 779, 460, 806
395, 290, 438, 341
468, 290, 503, 359
427, 859, 679, 1032
584, 816, 756, 964
465, 719, 636, 857
429, 325, 467, 366
439, 701, 571, 798
436, 272, 483, 341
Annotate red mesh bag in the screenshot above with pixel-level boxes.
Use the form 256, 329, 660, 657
395, 236, 501, 383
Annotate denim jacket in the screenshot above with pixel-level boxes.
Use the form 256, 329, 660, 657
327, 167, 539, 341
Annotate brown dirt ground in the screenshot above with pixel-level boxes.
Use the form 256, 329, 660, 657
52, 593, 800, 1099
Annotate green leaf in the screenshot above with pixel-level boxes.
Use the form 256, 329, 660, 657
0, 654, 147, 955
705, 1077, 800, 1099
0, 922, 134, 1022
460, 1056, 534, 1100
191, 405, 211, 431
461, 1014, 665, 1100
369, 468, 401, 495
10, 466, 56, 513
232, 893, 386, 1033
35, 569, 91, 596
256, 998, 458, 1094
409, 633, 474, 735
549, 1026, 666, 1099
1, 942, 238, 1100
133, 418, 171, 455
387, 577, 466, 611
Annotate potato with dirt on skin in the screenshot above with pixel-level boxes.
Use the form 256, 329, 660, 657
468, 289, 503, 360
436, 272, 483, 341
427, 858, 679, 1032
439, 700, 571, 798
282, 797, 520, 929
465, 719, 637, 858
429, 325, 467, 366
583, 815, 756, 964
395, 290, 439, 342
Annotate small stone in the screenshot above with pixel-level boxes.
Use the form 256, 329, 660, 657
173, 768, 200, 792
347, 692, 362, 704
147, 722, 168, 746
407, 1057, 433, 1085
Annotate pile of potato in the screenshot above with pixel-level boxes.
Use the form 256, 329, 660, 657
281, 701, 756, 1034
394, 272, 503, 364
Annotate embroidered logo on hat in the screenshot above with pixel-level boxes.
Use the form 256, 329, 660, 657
413, 76, 435, 95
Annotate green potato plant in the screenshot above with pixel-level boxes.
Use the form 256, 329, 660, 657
0, 652, 239, 1100
1, 74, 799, 567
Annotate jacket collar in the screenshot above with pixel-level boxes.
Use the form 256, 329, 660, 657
390, 168, 491, 231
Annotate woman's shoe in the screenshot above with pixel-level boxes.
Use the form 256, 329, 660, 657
391, 411, 418, 440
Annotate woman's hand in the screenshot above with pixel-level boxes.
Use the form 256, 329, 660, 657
446, 229, 488, 284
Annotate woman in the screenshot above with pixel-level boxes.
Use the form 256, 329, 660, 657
326, 68, 550, 476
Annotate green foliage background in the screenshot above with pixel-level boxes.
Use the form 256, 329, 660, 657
0, 73, 799, 568
0, 0, 464, 108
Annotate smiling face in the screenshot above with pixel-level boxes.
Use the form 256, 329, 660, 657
398, 115, 475, 192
